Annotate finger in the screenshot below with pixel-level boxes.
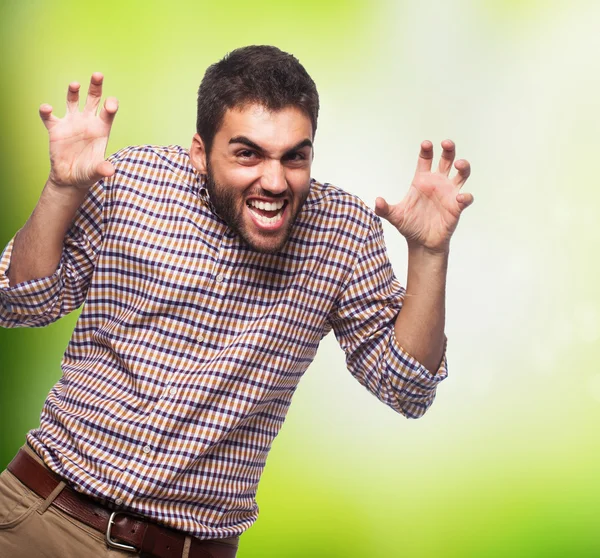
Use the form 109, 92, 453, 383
456, 192, 474, 210
374, 196, 391, 219
39, 104, 59, 130
84, 72, 104, 113
94, 160, 115, 180
437, 139, 455, 176
66, 81, 80, 113
85, 161, 115, 185
416, 140, 433, 173
453, 159, 471, 188
99, 96, 119, 126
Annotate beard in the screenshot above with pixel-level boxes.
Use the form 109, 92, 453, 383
204, 164, 310, 254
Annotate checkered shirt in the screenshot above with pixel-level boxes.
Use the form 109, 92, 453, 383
0, 145, 447, 538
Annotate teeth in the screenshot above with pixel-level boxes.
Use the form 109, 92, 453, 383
248, 200, 285, 211
248, 205, 284, 225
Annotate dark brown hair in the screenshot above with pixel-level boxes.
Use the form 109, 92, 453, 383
196, 45, 319, 155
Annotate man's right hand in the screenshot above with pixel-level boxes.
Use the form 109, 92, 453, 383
40, 73, 118, 191
5, 73, 118, 287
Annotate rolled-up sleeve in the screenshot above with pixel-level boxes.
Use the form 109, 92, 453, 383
0, 178, 106, 328
0, 239, 65, 324
329, 215, 447, 419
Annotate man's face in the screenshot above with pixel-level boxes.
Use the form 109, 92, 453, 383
191, 104, 314, 254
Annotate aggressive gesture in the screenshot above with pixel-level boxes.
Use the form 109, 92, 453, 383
375, 140, 473, 253
6, 74, 118, 287
39, 73, 118, 190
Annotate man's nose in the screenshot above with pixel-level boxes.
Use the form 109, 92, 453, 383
260, 161, 287, 195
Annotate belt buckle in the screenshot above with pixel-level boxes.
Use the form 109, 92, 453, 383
106, 511, 138, 552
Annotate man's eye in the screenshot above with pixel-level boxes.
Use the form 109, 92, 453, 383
285, 152, 306, 162
238, 150, 256, 159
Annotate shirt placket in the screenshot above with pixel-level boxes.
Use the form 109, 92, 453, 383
108, 223, 232, 508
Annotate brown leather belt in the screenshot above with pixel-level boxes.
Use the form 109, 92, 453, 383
7, 449, 238, 558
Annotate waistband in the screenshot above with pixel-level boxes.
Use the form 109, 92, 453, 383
8, 446, 238, 558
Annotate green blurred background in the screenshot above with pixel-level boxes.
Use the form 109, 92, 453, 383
1, 0, 599, 556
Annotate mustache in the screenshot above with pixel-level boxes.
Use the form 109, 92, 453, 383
204, 172, 289, 201
243, 189, 289, 200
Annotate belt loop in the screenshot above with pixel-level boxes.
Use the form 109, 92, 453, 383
182, 535, 192, 558
38, 480, 67, 514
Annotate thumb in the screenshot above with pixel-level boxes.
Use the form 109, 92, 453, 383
374, 196, 391, 219
94, 160, 115, 181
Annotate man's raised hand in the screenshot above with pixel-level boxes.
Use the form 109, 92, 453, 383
39, 73, 118, 191
374, 140, 474, 254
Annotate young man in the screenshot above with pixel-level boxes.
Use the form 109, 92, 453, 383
0, 46, 472, 557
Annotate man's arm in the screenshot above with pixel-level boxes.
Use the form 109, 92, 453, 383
328, 214, 447, 419
392, 246, 448, 373
7, 73, 118, 287
0, 74, 118, 328
7, 184, 88, 286
375, 140, 473, 373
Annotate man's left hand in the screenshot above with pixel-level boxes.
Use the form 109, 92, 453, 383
375, 140, 473, 253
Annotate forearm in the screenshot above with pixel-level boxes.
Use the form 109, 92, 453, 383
7, 181, 87, 286
394, 245, 448, 373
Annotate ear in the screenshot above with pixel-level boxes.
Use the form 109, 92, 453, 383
189, 133, 208, 174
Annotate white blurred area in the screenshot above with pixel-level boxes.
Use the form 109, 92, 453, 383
280, 0, 600, 472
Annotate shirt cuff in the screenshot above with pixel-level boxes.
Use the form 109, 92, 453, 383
0, 236, 63, 316
386, 331, 448, 417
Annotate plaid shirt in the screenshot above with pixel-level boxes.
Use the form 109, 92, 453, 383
0, 145, 447, 539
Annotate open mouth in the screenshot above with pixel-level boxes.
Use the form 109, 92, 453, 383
246, 199, 289, 227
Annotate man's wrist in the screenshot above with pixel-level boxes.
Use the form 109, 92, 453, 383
42, 178, 89, 209
407, 242, 450, 265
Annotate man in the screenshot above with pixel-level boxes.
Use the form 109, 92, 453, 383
0, 46, 472, 557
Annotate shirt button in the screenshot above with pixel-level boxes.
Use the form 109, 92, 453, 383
215, 273, 225, 283
115, 498, 123, 506
197, 334, 205, 343
169, 387, 177, 396
142, 445, 151, 454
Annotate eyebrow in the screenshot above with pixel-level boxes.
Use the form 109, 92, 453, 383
229, 136, 313, 157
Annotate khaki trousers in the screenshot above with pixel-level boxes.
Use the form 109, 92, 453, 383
0, 446, 239, 558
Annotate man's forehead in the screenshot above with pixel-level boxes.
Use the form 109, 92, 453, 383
217, 103, 313, 148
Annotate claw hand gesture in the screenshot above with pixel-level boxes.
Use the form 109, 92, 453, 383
39, 72, 118, 191
375, 140, 473, 253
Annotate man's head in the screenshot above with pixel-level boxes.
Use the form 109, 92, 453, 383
195, 45, 319, 156
190, 46, 319, 254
